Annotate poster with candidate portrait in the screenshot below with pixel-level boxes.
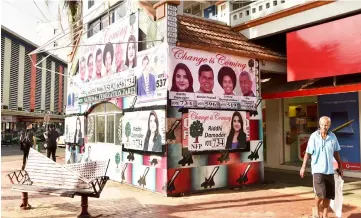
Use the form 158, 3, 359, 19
122, 110, 166, 153
135, 43, 168, 104
64, 116, 85, 144
168, 46, 259, 111
187, 110, 250, 151
76, 12, 139, 104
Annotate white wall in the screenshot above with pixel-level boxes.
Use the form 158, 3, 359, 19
240, 1, 361, 39
265, 99, 284, 167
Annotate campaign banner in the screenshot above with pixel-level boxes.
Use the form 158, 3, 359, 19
136, 43, 168, 103
76, 12, 139, 103
187, 110, 250, 151
64, 116, 85, 145
122, 110, 166, 152
318, 92, 361, 171
168, 46, 259, 110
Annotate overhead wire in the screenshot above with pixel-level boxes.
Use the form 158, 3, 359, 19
32, 0, 56, 29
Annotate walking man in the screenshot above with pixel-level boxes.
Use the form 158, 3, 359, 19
20, 123, 36, 170
300, 116, 343, 218
46, 124, 59, 162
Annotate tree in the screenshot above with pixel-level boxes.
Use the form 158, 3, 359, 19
62, 0, 83, 45
115, 153, 121, 168
125, 122, 131, 142
189, 120, 204, 143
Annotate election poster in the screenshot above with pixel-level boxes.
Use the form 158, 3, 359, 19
168, 46, 259, 111
187, 110, 250, 151
122, 110, 166, 152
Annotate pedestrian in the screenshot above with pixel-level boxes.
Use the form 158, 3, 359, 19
300, 116, 343, 218
46, 124, 59, 162
20, 123, 36, 170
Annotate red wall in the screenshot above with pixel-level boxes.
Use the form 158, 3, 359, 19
287, 14, 361, 82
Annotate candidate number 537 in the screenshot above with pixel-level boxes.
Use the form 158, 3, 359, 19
156, 79, 166, 88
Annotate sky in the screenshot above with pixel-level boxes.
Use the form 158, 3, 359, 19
1, 0, 70, 60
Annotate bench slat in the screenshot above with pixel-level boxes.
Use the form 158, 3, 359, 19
11, 184, 94, 198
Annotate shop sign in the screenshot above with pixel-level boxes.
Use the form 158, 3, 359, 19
168, 46, 259, 111
187, 110, 250, 151
122, 110, 166, 152
1, 115, 17, 122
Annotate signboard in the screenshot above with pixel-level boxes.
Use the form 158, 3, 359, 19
122, 110, 166, 152
168, 46, 259, 110
75, 12, 139, 104
187, 110, 250, 151
135, 43, 168, 104
318, 92, 361, 171
64, 116, 85, 144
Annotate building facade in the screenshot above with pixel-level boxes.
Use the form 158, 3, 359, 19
64, 0, 286, 196
1, 26, 67, 144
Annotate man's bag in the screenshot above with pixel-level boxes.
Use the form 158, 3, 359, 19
330, 173, 344, 218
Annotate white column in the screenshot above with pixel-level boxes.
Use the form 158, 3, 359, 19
50, 61, 55, 111
265, 99, 284, 168
17, 45, 25, 108
2, 37, 11, 106
63, 67, 68, 110
41, 58, 47, 110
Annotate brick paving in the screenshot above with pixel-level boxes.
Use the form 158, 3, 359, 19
2, 159, 361, 218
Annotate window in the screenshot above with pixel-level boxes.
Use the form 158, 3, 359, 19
88, 0, 94, 9
273, 1, 278, 6
233, 15, 237, 20
192, 3, 201, 15
259, 5, 263, 11
231, 1, 253, 11
266, 3, 270, 8
246, 10, 250, 16
252, 8, 256, 13
239, 12, 243, 18
96, 116, 105, 143
184, 7, 191, 14
281, 0, 285, 3
106, 115, 114, 143
88, 1, 125, 38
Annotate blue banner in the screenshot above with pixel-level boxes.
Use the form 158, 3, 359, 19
318, 92, 360, 171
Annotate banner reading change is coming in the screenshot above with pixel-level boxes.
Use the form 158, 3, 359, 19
187, 110, 250, 151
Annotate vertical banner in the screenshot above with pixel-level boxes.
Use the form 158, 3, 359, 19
318, 92, 361, 171
64, 116, 85, 164
187, 110, 250, 151
135, 43, 168, 103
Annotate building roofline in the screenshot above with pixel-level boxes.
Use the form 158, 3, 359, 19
1, 25, 68, 65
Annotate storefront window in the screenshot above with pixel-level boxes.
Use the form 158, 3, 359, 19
96, 116, 105, 143
283, 96, 318, 166
106, 115, 115, 143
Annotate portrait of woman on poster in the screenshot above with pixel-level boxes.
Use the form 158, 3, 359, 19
143, 111, 162, 152
103, 42, 114, 75
74, 117, 83, 145
170, 63, 194, 92
225, 112, 247, 149
218, 66, 236, 95
125, 35, 137, 69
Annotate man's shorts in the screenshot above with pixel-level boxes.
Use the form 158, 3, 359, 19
313, 173, 335, 200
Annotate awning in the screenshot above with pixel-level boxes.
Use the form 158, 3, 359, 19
261, 73, 361, 99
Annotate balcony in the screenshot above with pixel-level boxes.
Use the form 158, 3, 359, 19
230, 0, 307, 27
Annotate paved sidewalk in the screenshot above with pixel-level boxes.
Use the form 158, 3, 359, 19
2, 159, 361, 218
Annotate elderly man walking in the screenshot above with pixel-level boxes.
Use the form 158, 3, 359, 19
300, 116, 343, 218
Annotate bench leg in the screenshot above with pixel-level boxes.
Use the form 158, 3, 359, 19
20, 192, 31, 210
77, 195, 91, 218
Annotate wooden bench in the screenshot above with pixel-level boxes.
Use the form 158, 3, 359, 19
6, 148, 110, 218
